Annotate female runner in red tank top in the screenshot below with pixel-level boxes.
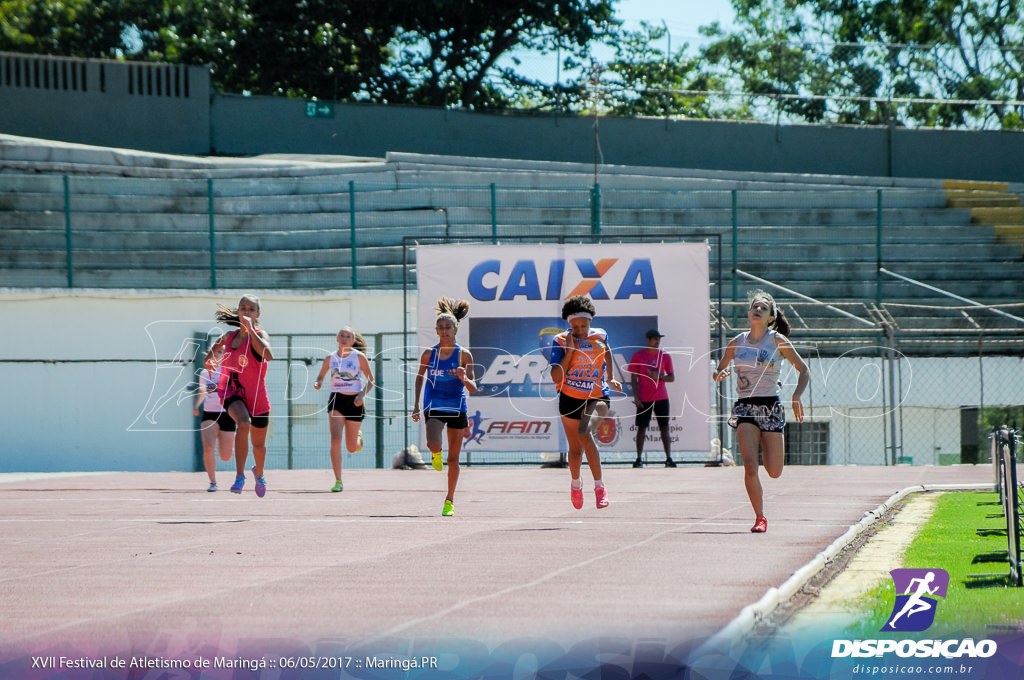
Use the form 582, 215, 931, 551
210, 294, 274, 497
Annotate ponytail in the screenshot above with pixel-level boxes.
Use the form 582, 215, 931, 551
435, 297, 470, 323
215, 294, 261, 328
771, 309, 791, 337
337, 325, 367, 353
215, 303, 241, 327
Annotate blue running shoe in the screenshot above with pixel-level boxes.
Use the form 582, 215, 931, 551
230, 475, 245, 494
253, 466, 267, 498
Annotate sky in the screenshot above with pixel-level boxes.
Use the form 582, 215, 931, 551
615, 0, 736, 45
509, 0, 737, 84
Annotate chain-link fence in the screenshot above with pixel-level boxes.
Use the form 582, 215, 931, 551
495, 37, 1024, 131
189, 301, 1022, 472
715, 296, 1024, 470
192, 331, 416, 473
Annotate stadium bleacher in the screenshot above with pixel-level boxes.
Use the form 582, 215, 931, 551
2, 133, 1022, 354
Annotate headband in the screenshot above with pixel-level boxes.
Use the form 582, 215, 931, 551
566, 312, 593, 321
436, 312, 458, 324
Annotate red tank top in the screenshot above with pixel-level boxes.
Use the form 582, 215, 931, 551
219, 330, 271, 416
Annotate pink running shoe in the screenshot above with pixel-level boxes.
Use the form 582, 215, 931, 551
751, 516, 767, 533
570, 486, 584, 510
595, 485, 609, 509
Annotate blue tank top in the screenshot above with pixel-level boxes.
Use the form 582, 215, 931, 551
423, 344, 467, 413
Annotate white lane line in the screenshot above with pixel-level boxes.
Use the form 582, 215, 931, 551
367, 503, 752, 642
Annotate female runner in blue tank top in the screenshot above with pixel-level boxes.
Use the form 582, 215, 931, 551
412, 297, 478, 517
712, 290, 809, 533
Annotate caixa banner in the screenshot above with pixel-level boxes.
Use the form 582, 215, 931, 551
415, 243, 711, 455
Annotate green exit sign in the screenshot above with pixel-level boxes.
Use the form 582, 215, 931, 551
305, 100, 334, 118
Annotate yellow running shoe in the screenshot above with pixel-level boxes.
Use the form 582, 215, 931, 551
442, 499, 454, 516
356, 431, 363, 452
431, 451, 443, 471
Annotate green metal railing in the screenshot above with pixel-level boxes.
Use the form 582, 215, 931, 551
12, 176, 999, 309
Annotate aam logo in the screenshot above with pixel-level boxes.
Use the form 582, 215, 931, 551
882, 568, 950, 632
462, 410, 554, 446
467, 258, 658, 301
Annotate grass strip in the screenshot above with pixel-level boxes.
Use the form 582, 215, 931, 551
845, 491, 1024, 638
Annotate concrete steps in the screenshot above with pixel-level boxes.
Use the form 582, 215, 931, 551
0, 245, 405, 268
0, 265, 403, 289
0, 228, 432, 251
2, 138, 1023, 312
4, 230, 1011, 265
725, 299, 1024, 333
941, 180, 1024, 258
387, 152, 950, 190
946, 192, 1022, 209
994, 225, 1024, 247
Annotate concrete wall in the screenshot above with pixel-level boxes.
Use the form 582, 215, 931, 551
212, 94, 1024, 182
2, 53, 1023, 181
0, 53, 210, 154
0, 289, 405, 473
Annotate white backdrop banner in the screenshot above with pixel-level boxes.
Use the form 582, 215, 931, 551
415, 243, 711, 455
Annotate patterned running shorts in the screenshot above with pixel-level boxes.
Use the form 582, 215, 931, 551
728, 397, 785, 433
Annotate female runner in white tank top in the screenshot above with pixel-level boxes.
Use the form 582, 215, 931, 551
193, 344, 236, 491
712, 290, 809, 533
315, 326, 374, 492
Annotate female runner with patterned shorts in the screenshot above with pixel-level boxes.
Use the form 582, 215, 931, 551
712, 290, 809, 533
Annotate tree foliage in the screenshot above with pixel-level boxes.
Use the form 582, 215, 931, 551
383, 0, 617, 108
699, 0, 1024, 129
599, 22, 718, 118
1, 0, 1022, 129
0, 0, 617, 108
0, 0, 132, 56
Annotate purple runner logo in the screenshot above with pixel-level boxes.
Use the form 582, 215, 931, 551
882, 568, 949, 632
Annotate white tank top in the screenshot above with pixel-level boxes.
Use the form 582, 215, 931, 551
329, 350, 365, 393
199, 368, 226, 413
732, 330, 783, 398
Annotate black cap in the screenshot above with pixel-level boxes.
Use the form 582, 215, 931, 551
645, 329, 665, 339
